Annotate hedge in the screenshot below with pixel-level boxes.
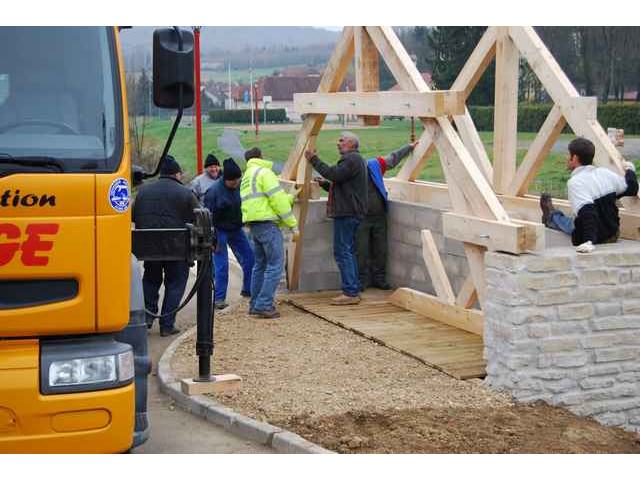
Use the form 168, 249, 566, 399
468, 103, 640, 134
208, 108, 288, 124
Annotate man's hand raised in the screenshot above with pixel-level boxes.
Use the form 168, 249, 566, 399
304, 149, 317, 161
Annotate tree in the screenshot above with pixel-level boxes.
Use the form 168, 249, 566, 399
428, 27, 494, 105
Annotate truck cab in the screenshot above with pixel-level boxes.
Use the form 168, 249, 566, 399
0, 27, 142, 453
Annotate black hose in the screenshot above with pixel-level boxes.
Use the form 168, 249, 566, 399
144, 252, 213, 319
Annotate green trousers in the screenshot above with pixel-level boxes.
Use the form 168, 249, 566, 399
356, 215, 388, 287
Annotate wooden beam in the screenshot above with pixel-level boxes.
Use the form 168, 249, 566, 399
420, 230, 456, 304
389, 287, 483, 336
451, 26, 498, 98
454, 110, 493, 184
287, 135, 316, 291
280, 178, 320, 200
384, 178, 640, 241
508, 105, 566, 196
354, 27, 380, 126
493, 27, 519, 194
456, 275, 478, 309
294, 91, 465, 118
394, 124, 437, 182
443, 212, 543, 253
280, 27, 355, 180
365, 26, 430, 92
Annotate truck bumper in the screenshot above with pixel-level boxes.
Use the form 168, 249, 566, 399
0, 339, 135, 453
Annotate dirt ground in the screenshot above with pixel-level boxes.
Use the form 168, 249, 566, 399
171, 299, 640, 453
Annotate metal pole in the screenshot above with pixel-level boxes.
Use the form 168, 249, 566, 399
194, 26, 203, 175
255, 83, 260, 139
249, 68, 254, 127
195, 256, 213, 382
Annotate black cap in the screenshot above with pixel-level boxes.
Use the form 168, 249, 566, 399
223, 158, 242, 181
244, 147, 262, 161
205, 153, 220, 168
160, 155, 182, 175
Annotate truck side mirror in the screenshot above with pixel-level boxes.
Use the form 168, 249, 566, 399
153, 28, 194, 109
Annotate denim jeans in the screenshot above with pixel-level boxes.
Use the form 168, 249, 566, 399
550, 210, 575, 236
142, 260, 190, 329
333, 216, 362, 297
213, 228, 255, 302
248, 222, 284, 312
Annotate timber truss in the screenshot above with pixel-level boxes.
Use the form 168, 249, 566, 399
279, 26, 640, 329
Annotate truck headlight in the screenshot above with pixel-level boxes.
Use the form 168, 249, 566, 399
41, 337, 135, 394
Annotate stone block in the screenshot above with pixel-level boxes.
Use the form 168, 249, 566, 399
402, 229, 421, 247
585, 384, 637, 401
539, 352, 589, 368
592, 316, 640, 331
594, 302, 621, 317
504, 355, 538, 370
518, 273, 577, 291
299, 272, 341, 293
594, 347, 640, 363
546, 378, 577, 393
532, 369, 567, 380
593, 412, 627, 427
229, 415, 282, 445
581, 334, 623, 349
535, 288, 573, 306
604, 252, 640, 267
570, 398, 640, 416
575, 253, 605, 268
617, 372, 640, 383
392, 206, 416, 227
579, 377, 615, 390
572, 287, 617, 303
526, 256, 572, 273
444, 237, 466, 257
619, 269, 632, 283
540, 338, 581, 353
579, 269, 619, 285
415, 208, 443, 232
549, 321, 590, 336
632, 268, 640, 283
528, 323, 552, 338
557, 392, 587, 406
484, 252, 526, 273
622, 300, 640, 315
557, 303, 594, 321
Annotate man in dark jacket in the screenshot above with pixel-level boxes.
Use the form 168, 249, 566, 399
355, 142, 417, 290
132, 155, 198, 336
204, 158, 255, 310
540, 137, 638, 253
305, 131, 367, 305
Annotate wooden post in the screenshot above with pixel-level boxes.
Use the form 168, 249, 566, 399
421, 230, 455, 305
287, 136, 315, 290
493, 27, 519, 194
354, 27, 380, 126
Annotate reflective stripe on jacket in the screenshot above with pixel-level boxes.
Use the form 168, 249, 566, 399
240, 157, 297, 228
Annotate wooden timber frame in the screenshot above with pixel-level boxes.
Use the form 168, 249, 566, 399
280, 26, 640, 326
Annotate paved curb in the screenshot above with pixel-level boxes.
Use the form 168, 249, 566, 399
157, 327, 335, 454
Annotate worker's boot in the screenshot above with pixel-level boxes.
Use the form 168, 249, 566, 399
540, 193, 555, 228
330, 294, 361, 306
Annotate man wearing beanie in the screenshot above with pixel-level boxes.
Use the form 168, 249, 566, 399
204, 158, 255, 309
190, 152, 222, 203
241, 147, 298, 318
133, 155, 199, 336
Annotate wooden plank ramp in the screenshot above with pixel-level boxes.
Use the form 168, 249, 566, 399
286, 290, 486, 380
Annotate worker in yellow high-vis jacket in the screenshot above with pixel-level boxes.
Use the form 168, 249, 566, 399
241, 147, 298, 318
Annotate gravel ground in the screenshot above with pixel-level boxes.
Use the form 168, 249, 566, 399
171, 299, 640, 453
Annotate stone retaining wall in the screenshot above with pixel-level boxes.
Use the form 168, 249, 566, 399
297, 199, 469, 294
484, 243, 640, 432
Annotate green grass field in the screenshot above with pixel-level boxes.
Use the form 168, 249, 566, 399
139, 117, 632, 199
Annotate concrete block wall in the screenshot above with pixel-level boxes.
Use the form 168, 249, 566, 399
484, 243, 640, 432
297, 198, 468, 295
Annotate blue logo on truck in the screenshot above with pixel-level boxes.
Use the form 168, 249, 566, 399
109, 178, 130, 213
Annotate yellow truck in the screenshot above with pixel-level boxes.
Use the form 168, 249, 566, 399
0, 26, 196, 453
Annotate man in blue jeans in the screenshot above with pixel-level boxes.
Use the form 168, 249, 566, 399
204, 158, 254, 310
241, 148, 298, 318
305, 132, 368, 305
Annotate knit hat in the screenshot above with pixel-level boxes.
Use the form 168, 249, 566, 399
244, 147, 262, 161
204, 153, 220, 168
223, 158, 242, 181
160, 155, 182, 175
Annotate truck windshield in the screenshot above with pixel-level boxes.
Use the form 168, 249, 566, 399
0, 27, 122, 172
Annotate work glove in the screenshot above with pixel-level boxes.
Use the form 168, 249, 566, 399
575, 240, 595, 254
622, 160, 636, 172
